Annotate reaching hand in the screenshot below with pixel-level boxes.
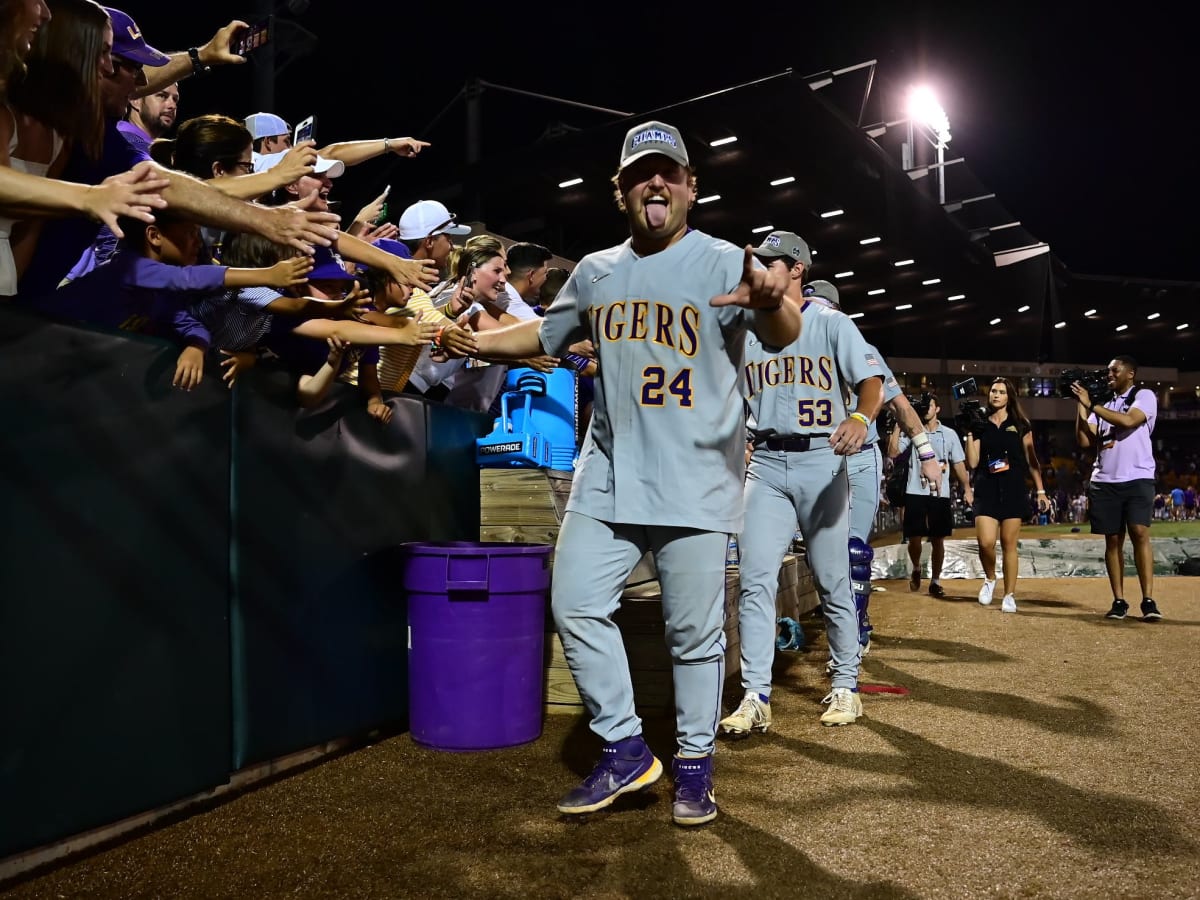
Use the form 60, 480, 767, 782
518, 354, 559, 373
1069, 381, 1092, 409
173, 345, 205, 391
334, 283, 374, 319
390, 256, 439, 290
709, 246, 788, 309
366, 398, 393, 423
386, 138, 430, 158
269, 142, 318, 186
357, 221, 399, 243
325, 336, 349, 365
439, 323, 478, 358
354, 189, 389, 229
219, 349, 256, 389
265, 190, 340, 254
86, 162, 170, 237
268, 255, 314, 288
198, 20, 250, 67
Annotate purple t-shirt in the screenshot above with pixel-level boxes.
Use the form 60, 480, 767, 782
1089, 387, 1157, 483
22, 251, 223, 349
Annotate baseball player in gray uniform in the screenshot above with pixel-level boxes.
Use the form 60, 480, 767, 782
802, 285, 940, 654
456, 121, 798, 826
718, 235, 882, 737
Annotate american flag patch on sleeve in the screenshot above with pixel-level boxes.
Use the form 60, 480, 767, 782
886, 376, 899, 388
866, 353, 880, 367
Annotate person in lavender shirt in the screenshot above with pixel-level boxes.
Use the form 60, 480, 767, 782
1071, 356, 1161, 621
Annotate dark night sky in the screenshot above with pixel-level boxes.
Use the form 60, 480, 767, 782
120, 1, 1197, 282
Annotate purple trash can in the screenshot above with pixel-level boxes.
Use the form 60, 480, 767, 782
402, 541, 552, 751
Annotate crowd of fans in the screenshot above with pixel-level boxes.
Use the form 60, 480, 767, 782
0, 1, 592, 425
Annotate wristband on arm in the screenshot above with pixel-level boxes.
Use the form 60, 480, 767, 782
849, 412, 870, 428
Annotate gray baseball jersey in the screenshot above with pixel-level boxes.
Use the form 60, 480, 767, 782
540, 229, 764, 533
742, 300, 880, 437
735, 300, 882, 696
897, 424, 965, 498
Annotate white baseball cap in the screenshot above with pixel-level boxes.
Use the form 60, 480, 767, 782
397, 200, 471, 240
244, 112, 290, 140
253, 150, 345, 178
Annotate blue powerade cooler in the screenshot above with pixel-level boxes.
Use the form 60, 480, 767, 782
476, 368, 578, 469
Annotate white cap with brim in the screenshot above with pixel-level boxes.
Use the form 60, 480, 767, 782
253, 150, 345, 178
397, 199, 472, 240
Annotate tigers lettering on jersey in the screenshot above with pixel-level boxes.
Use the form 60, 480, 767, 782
589, 300, 700, 358
743, 354, 834, 396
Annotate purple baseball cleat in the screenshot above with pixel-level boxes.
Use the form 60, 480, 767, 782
557, 734, 663, 815
671, 755, 717, 826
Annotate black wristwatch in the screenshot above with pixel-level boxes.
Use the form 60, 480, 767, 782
187, 47, 210, 76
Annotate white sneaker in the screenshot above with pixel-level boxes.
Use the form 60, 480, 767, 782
819, 688, 863, 726
719, 691, 772, 736
1001, 594, 1017, 613
978, 579, 996, 606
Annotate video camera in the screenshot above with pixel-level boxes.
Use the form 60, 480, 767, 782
947, 377, 987, 436
953, 400, 989, 436
1057, 368, 1113, 404
908, 392, 933, 419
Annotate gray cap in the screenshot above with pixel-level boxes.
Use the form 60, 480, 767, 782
753, 230, 812, 268
806, 279, 840, 309
619, 120, 690, 170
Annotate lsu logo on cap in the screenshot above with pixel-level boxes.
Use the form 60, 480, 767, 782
631, 128, 678, 149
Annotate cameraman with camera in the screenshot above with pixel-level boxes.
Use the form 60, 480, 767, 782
963, 378, 1049, 613
1071, 356, 1161, 621
887, 393, 973, 598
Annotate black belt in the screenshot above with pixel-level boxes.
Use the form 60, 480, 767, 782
763, 434, 830, 452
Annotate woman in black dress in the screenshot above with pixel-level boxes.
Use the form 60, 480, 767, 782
964, 378, 1050, 612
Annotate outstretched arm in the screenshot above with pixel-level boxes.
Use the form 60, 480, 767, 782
140, 20, 248, 95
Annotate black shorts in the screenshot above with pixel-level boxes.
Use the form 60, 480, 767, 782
903, 494, 954, 539
972, 473, 1028, 521
1089, 479, 1154, 534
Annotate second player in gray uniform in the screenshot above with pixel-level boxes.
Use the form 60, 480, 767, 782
459, 121, 798, 826
804, 284, 941, 653
719, 233, 882, 737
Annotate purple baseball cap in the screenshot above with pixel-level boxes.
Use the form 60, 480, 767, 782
308, 247, 356, 282
372, 238, 413, 260
105, 8, 170, 67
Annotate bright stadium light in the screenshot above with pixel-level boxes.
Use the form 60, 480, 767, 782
1054, 321, 1067, 329
751, 225, 774, 233
868, 288, 886, 296
820, 209, 844, 218
1018, 305, 1030, 312
948, 294, 965, 301
905, 85, 951, 203
558, 177, 583, 188
770, 176, 795, 186
834, 271, 854, 279
697, 194, 720, 204
709, 136, 738, 147
922, 278, 941, 285
907, 86, 951, 145
989, 317, 1002, 325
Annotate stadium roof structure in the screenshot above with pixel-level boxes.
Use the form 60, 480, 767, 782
383, 68, 1197, 371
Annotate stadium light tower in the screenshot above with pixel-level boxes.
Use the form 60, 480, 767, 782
903, 86, 952, 203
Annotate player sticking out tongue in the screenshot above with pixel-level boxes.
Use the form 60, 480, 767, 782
645, 194, 669, 229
